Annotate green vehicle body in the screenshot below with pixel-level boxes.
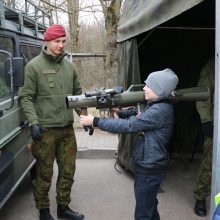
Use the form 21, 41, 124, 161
0, 0, 51, 209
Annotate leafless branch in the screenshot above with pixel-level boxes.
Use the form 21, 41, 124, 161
39, 0, 68, 13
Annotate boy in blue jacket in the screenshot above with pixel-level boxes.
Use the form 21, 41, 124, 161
80, 69, 179, 220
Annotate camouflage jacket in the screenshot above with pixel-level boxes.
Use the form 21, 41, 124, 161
196, 57, 214, 123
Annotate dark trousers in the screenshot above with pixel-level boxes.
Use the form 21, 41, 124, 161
134, 171, 165, 220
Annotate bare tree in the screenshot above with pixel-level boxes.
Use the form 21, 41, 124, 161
16, 0, 122, 90
36, 0, 80, 53
67, 0, 79, 53
77, 23, 106, 91
78, 0, 123, 87
99, 0, 122, 87
39, 0, 56, 23
38, 0, 69, 24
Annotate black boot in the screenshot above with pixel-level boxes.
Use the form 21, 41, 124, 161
39, 208, 55, 220
57, 205, 84, 220
194, 200, 206, 217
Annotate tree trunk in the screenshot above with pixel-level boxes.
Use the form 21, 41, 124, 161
67, 0, 79, 53
100, 0, 122, 88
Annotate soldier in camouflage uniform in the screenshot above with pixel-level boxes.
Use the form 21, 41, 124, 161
194, 57, 214, 217
19, 25, 85, 220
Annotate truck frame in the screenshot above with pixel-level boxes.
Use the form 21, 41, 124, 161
0, 0, 51, 209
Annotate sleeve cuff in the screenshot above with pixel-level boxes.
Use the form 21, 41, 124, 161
93, 117, 100, 127
29, 120, 39, 126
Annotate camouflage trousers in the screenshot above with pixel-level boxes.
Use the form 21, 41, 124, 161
31, 125, 77, 209
194, 136, 213, 200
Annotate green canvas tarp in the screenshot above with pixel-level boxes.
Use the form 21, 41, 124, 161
116, 0, 212, 171
117, 0, 204, 42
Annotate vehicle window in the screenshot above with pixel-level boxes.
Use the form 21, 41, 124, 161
0, 36, 13, 101
20, 44, 41, 63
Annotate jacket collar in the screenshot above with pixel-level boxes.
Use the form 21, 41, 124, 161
41, 46, 67, 63
147, 96, 172, 106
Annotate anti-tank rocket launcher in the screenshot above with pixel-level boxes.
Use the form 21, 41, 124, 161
66, 84, 210, 112
66, 85, 210, 136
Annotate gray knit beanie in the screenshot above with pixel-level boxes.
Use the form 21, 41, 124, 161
144, 68, 179, 96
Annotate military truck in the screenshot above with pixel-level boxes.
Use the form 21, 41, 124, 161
0, 0, 51, 209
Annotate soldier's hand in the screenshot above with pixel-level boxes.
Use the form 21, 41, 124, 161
31, 124, 47, 141
83, 125, 94, 135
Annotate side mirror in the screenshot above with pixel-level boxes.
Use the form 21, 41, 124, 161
5, 57, 24, 87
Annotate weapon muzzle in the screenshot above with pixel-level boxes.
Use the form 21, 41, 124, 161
172, 86, 210, 101
66, 95, 97, 109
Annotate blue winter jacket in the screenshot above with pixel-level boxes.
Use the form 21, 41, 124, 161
93, 99, 174, 174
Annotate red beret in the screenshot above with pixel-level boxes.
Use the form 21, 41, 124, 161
44, 24, 66, 41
